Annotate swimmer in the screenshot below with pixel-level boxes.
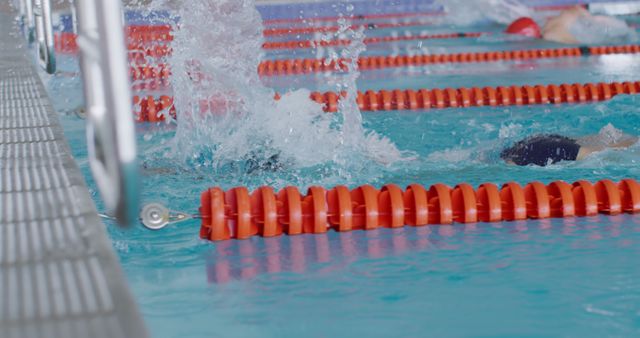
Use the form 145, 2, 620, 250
500, 125, 638, 166
505, 6, 636, 44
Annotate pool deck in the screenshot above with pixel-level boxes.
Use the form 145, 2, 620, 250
0, 7, 147, 338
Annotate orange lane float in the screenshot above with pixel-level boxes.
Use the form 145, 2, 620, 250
198, 179, 640, 241
262, 31, 485, 50
56, 30, 483, 54
55, 20, 433, 54
257, 45, 640, 75
133, 81, 640, 121
54, 27, 174, 54
311, 81, 639, 112
123, 45, 640, 79
263, 10, 444, 25
263, 21, 432, 37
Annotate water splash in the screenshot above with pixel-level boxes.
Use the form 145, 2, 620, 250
435, 0, 532, 26
160, 0, 405, 179
568, 14, 638, 44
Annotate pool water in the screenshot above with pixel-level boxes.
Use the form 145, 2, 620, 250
45, 7, 640, 338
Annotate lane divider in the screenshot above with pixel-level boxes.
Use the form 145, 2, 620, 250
263, 10, 443, 25
133, 95, 176, 122
198, 179, 640, 241
120, 31, 484, 59
123, 45, 640, 80
312, 81, 639, 112
125, 21, 436, 39
55, 19, 435, 54
264, 21, 433, 37
133, 81, 640, 121
258, 45, 640, 75
55, 31, 173, 55
56, 30, 486, 54
263, 31, 485, 50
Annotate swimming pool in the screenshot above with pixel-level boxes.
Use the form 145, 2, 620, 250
45, 1, 640, 337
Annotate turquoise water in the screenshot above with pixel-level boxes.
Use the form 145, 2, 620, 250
46, 15, 640, 338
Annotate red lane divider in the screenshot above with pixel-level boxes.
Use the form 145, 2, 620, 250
132, 81, 640, 122
125, 20, 432, 38
130, 64, 172, 81
198, 179, 640, 241
125, 44, 640, 81
263, 20, 432, 37
312, 81, 639, 112
263, 10, 443, 25
54, 32, 78, 54
133, 95, 176, 122
54, 32, 478, 57
55, 20, 434, 54
55, 31, 174, 56
127, 24, 173, 42
258, 45, 640, 75
263, 31, 485, 50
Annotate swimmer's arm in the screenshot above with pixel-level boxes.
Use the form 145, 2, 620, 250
576, 136, 638, 160
577, 134, 638, 148
542, 19, 580, 44
609, 136, 639, 148
541, 6, 585, 44
576, 146, 598, 160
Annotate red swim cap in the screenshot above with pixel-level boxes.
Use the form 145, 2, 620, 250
505, 17, 541, 38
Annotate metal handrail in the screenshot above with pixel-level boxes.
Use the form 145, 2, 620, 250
32, 0, 55, 73
22, 0, 35, 43
75, 0, 140, 227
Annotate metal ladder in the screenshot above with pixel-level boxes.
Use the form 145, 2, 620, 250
16, 0, 140, 227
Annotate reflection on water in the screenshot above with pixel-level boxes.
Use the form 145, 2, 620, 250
205, 214, 638, 285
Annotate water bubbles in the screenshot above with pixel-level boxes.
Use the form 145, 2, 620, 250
148, 0, 405, 184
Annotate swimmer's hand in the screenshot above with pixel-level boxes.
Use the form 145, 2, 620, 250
576, 135, 638, 159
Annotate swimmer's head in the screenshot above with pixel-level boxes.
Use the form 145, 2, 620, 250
505, 17, 542, 38
500, 140, 528, 165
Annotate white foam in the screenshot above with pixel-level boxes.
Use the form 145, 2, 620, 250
435, 0, 533, 26
569, 14, 638, 44
147, 0, 406, 175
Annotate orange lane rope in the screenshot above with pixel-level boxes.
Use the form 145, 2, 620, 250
263, 21, 433, 37
263, 10, 444, 25
123, 45, 640, 80
133, 81, 640, 121
54, 20, 435, 54
257, 45, 640, 75
262, 31, 485, 50
124, 21, 434, 38
57, 29, 470, 55
199, 179, 640, 241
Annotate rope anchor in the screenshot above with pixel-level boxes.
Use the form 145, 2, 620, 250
139, 203, 196, 230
